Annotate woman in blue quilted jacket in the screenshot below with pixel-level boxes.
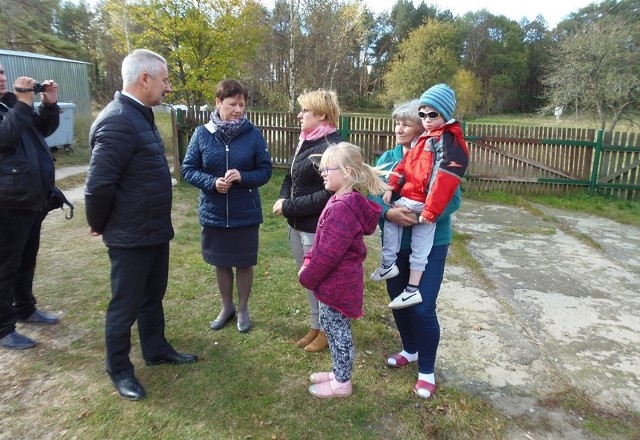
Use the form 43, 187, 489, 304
182, 79, 272, 333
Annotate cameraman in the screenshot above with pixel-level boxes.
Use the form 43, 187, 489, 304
0, 63, 61, 350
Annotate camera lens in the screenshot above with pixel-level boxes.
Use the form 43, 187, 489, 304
33, 83, 46, 93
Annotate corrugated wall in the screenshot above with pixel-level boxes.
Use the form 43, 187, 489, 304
0, 49, 91, 117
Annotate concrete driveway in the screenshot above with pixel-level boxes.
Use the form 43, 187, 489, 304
436, 198, 639, 439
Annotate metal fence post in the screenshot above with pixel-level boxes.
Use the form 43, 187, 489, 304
338, 115, 351, 141
171, 108, 181, 181
589, 129, 604, 192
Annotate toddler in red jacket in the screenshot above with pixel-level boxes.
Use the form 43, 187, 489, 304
370, 84, 469, 309
298, 142, 386, 398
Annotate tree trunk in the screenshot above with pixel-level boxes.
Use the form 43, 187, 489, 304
288, 0, 299, 113
606, 101, 632, 135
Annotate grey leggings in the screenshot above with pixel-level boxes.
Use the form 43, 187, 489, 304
319, 302, 355, 383
288, 226, 320, 329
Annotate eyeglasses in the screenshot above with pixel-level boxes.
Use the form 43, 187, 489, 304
318, 166, 341, 174
418, 110, 440, 120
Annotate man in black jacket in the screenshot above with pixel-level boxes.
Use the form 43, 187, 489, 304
0, 64, 61, 350
85, 49, 197, 401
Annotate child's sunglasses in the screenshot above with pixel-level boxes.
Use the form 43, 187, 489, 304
418, 110, 440, 120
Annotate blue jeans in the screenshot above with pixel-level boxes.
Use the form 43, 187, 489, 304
386, 245, 448, 374
0, 208, 45, 338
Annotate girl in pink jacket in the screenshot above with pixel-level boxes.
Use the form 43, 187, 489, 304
299, 142, 386, 398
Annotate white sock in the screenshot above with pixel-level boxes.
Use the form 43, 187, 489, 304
388, 350, 418, 365
417, 372, 435, 398
401, 350, 418, 362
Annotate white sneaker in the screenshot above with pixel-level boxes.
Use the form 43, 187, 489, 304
388, 289, 422, 309
370, 263, 400, 281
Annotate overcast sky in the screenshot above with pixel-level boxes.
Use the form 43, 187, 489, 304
73, 0, 593, 29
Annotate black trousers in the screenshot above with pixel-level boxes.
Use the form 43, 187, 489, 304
0, 208, 45, 338
105, 243, 174, 380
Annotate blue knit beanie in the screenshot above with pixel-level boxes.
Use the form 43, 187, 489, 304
419, 84, 456, 122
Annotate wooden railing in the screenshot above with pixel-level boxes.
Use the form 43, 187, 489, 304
173, 109, 640, 200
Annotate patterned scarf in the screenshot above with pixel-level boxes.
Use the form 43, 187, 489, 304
299, 122, 336, 141
211, 109, 246, 141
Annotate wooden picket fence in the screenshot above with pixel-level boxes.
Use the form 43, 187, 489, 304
173, 109, 640, 200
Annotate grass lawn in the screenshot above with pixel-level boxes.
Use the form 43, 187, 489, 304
7, 172, 639, 439
7, 168, 508, 440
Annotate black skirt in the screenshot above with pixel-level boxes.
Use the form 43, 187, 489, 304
201, 225, 259, 267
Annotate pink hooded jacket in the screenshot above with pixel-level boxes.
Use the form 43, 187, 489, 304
299, 191, 381, 318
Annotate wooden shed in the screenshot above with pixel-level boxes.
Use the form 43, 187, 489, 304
0, 49, 91, 116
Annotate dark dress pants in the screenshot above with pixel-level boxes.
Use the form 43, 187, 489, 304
0, 208, 45, 338
105, 243, 174, 380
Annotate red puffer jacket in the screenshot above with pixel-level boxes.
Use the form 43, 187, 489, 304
388, 122, 468, 222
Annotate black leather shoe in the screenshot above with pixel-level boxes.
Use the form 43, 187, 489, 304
19, 309, 59, 325
209, 310, 236, 330
0, 331, 37, 350
112, 376, 146, 401
145, 352, 199, 366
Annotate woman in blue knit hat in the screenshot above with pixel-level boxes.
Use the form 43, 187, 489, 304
370, 83, 469, 398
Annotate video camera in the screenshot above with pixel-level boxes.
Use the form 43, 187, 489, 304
14, 83, 46, 93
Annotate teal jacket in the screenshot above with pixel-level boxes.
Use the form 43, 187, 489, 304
369, 144, 461, 248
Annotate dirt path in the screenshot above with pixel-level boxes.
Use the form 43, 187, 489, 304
55, 165, 89, 180
437, 198, 640, 438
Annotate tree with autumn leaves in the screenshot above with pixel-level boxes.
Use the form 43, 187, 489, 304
0, 0, 637, 130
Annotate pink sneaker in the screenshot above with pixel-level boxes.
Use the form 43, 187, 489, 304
309, 371, 335, 383
308, 379, 352, 398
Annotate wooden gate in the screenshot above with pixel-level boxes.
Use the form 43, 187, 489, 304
596, 131, 640, 200
463, 124, 597, 195
463, 124, 640, 200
